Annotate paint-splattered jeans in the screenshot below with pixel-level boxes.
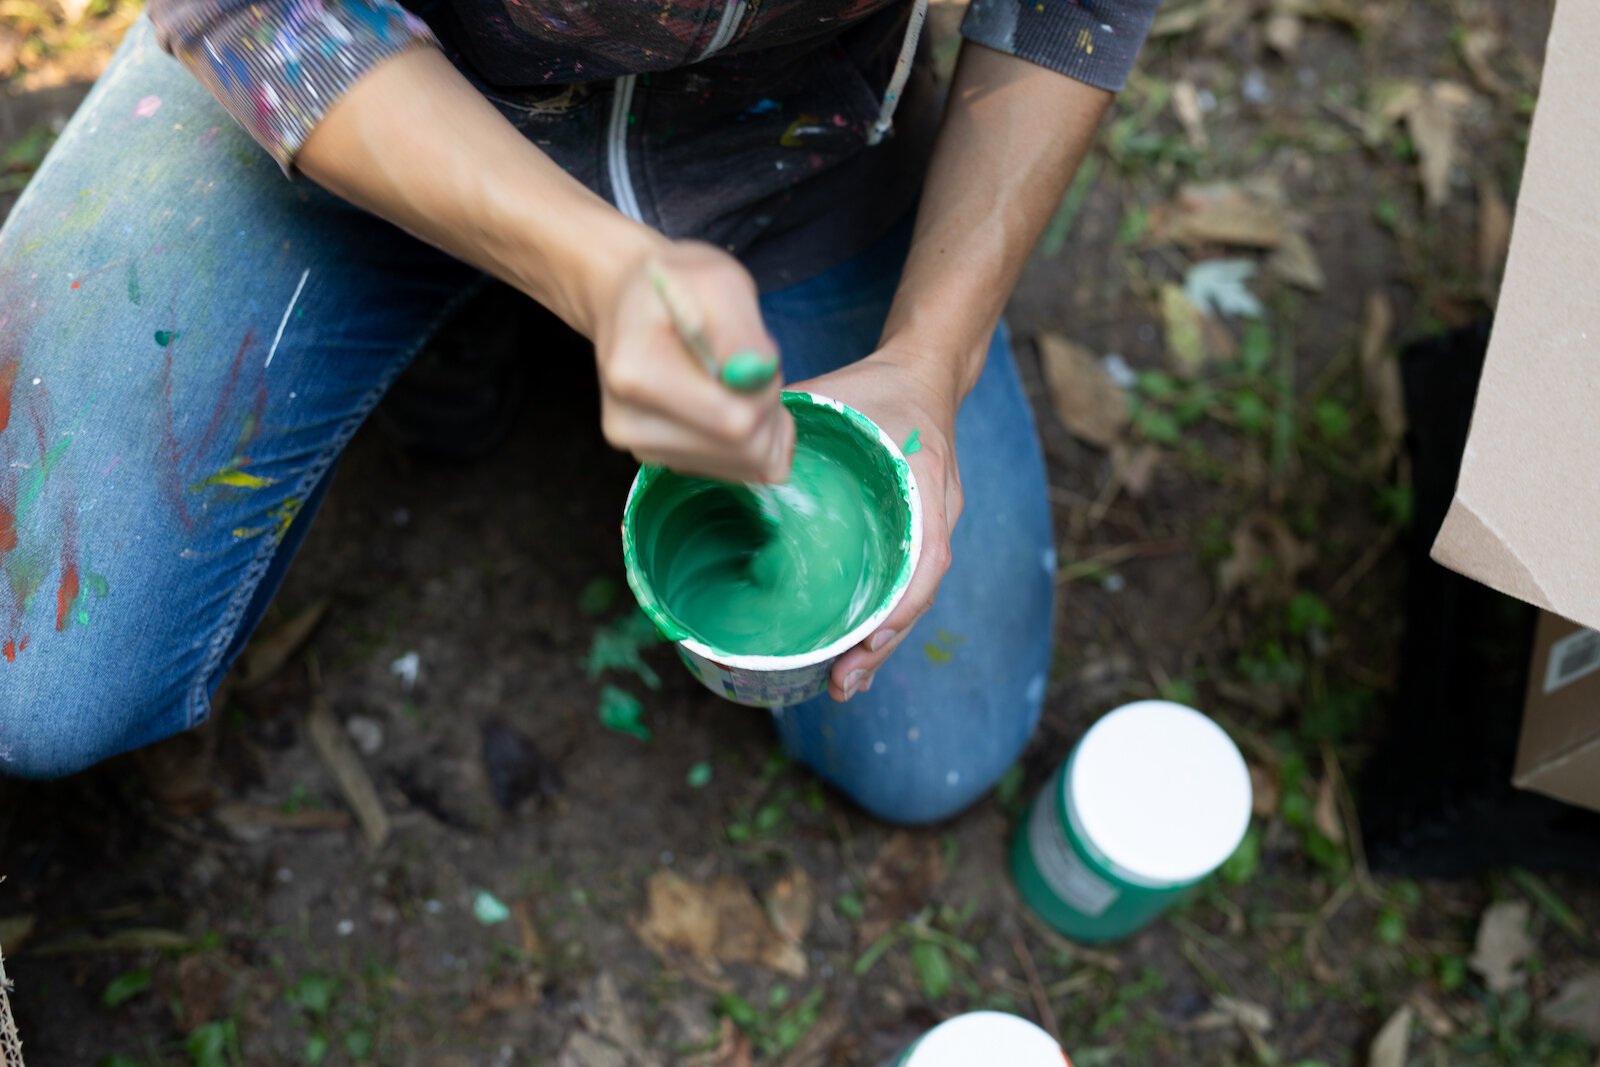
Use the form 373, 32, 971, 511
0, 19, 1054, 825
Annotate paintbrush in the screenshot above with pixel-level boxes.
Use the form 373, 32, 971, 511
648, 262, 780, 393
647, 261, 801, 536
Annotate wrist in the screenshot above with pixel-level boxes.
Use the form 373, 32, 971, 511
872, 332, 981, 412
482, 165, 667, 338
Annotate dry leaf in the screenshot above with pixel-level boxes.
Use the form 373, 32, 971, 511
687, 1018, 754, 1067
1313, 771, 1345, 845
1149, 179, 1291, 249
1360, 291, 1405, 463
634, 870, 806, 984
236, 599, 329, 688
1410, 992, 1455, 1039
1189, 995, 1275, 1033
1401, 82, 1473, 212
1469, 900, 1535, 993
1264, 11, 1302, 55
1460, 27, 1511, 97
457, 975, 542, 1027
1544, 970, 1600, 1042
765, 868, 816, 949
859, 832, 944, 947
1268, 229, 1326, 292
512, 898, 543, 957
1477, 177, 1512, 289
1172, 79, 1209, 148
1038, 334, 1129, 448
1161, 284, 1210, 377
1110, 443, 1160, 498
1217, 512, 1314, 605
1368, 1004, 1413, 1067
558, 972, 662, 1067
1249, 763, 1280, 817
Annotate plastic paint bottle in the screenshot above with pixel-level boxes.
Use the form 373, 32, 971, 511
1010, 700, 1253, 943
884, 1011, 1071, 1067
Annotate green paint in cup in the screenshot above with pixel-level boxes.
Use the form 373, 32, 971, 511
622, 391, 921, 707
884, 1011, 1071, 1067
1011, 700, 1252, 943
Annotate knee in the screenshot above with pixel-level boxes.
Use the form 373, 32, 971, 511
0, 660, 176, 779
829, 713, 1038, 827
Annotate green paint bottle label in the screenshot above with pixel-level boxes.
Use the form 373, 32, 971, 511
1024, 774, 1119, 918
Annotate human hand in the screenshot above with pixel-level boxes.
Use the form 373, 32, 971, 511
791, 348, 963, 700
593, 241, 795, 483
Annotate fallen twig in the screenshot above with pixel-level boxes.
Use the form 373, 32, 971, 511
1010, 932, 1061, 1044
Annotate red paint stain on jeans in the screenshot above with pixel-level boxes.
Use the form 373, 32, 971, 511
0, 502, 14, 554
0, 356, 17, 433
55, 562, 79, 632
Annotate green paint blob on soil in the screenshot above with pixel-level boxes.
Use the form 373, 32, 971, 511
598, 684, 651, 741
625, 394, 913, 658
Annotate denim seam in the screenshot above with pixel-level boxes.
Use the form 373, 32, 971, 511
182, 277, 490, 729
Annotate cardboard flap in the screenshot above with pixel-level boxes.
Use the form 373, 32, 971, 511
1430, 0, 1600, 633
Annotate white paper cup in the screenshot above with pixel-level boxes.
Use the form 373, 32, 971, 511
884, 1012, 1070, 1067
622, 391, 921, 708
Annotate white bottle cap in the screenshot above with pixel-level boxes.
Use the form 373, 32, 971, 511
902, 1012, 1067, 1066
1069, 700, 1253, 887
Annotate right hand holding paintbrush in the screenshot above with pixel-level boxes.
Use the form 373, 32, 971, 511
594, 241, 794, 485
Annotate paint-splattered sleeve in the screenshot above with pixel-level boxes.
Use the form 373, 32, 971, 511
149, 0, 439, 171
961, 0, 1161, 93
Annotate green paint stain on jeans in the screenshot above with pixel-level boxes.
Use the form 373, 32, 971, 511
126, 262, 141, 305
626, 395, 912, 657
154, 330, 179, 347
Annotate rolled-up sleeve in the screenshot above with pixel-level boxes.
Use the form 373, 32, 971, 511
961, 0, 1161, 92
150, 0, 438, 170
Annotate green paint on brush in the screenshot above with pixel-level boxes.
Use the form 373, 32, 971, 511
902, 428, 921, 455
623, 393, 915, 658
719, 348, 779, 392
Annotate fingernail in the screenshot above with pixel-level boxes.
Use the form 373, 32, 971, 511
860, 672, 875, 693
868, 629, 897, 653
843, 669, 867, 694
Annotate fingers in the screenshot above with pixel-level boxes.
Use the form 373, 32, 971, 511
828, 510, 954, 701
598, 242, 794, 483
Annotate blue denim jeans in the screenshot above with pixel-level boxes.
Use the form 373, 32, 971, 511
0, 20, 1054, 824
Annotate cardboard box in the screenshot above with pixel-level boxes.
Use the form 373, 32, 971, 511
1430, 0, 1600, 631
1516, 611, 1600, 812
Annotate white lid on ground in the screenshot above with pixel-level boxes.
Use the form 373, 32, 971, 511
904, 1012, 1065, 1066
1068, 700, 1252, 887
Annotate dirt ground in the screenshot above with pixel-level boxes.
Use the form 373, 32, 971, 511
3, 1, 1600, 1065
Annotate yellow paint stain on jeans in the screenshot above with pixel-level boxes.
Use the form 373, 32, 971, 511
190, 466, 276, 492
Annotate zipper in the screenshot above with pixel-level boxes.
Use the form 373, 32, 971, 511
607, 74, 644, 223
695, 0, 748, 61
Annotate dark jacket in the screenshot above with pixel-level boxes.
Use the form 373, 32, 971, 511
149, 0, 1160, 287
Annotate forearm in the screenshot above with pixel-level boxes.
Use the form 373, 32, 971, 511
298, 48, 663, 337
879, 43, 1111, 399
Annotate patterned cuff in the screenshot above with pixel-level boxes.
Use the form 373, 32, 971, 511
961, 0, 1159, 93
158, 0, 439, 171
